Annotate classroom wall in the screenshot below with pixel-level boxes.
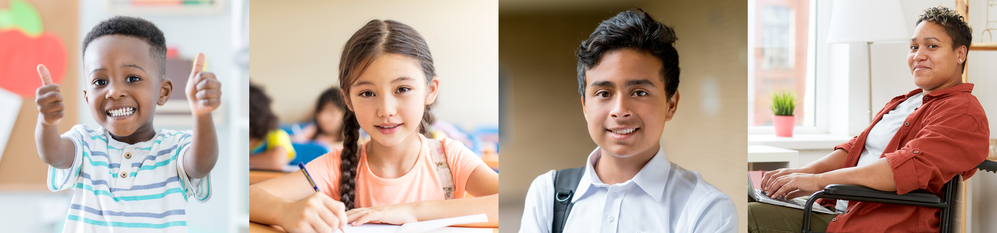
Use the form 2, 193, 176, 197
0, 0, 79, 190
498, 1, 748, 232
249, 0, 499, 131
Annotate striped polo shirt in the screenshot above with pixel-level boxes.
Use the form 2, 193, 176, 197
48, 124, 211, 233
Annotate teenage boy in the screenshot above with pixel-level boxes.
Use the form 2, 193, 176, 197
519, 9, 737, 233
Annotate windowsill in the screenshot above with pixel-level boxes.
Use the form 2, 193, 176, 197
748, 134, 852, 150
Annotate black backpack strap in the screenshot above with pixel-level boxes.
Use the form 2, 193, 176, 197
552, 167, 585, 233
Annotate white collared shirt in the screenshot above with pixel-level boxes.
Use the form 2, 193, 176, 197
519, 147, 737, 233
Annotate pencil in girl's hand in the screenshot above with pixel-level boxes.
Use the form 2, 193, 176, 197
298, 162, 320, 193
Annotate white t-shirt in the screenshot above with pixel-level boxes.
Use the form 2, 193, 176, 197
519, 147, 738, 233
48, 124, 211, 233
837, 92, 923, 212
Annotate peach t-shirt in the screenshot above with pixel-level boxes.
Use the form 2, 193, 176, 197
304, 134, 486, 207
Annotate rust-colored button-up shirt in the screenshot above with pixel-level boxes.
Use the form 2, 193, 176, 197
822, 83, 989, 232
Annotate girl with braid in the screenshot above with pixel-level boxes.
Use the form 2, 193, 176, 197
249, 19, 499, 232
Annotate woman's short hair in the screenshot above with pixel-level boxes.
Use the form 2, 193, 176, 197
916, 6, 973, 71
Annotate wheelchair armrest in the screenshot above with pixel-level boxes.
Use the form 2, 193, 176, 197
823, 184, 941, 204
977, 159, 997, 173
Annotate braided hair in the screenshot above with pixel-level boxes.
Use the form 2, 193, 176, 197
337, 19, 437, 210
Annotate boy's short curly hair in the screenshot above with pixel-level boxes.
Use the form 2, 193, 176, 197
916, 6, 973, 72
576, 9, 679, 99
249, 83, 278, 140
82, 16, 167, 77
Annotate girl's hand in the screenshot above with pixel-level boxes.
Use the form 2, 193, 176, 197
765, 173, 825, 200
346, 203, 419, 226
278, 192, 348, 233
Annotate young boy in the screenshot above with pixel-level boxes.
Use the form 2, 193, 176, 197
519, 10, 737, 233
34, 16, 221, 232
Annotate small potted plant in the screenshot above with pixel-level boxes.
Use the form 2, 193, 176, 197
770, 89, 797, 137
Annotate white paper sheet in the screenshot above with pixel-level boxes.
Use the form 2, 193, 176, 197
0, 87, 21, 162
338, 214, 490, 233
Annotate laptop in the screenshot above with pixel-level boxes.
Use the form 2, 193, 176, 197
748, 174, 836, 214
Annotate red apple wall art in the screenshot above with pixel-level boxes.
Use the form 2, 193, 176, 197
0, 0, 67, 97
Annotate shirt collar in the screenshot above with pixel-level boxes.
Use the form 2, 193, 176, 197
900, 83, 974, 100
573, 146, 671, 203
103, 127, 159, 150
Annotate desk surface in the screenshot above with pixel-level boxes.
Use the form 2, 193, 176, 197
747, 145, 799, 163
249, 170, 290, 185
248, 222, 498, 233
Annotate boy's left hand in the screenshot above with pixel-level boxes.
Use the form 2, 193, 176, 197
186, 53, 222, 116
346, 203, 419, 226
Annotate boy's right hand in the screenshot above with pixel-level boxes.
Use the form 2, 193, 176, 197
35, 64, 64, 126
278, 192, 348, 233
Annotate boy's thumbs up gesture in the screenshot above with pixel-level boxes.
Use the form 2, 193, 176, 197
185, 53, 222, 116
35, 64, 64, 125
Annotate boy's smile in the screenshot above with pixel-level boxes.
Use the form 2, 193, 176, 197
83, 35, 172, 144
582, 48, 679, 159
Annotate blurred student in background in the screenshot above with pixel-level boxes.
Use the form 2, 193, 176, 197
249, 83, 296, 170
294, 86, 348, 149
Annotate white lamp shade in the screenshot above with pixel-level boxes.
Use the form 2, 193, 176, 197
827, 0, 909, 43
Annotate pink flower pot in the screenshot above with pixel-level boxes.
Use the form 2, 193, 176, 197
773, 115, 795, 137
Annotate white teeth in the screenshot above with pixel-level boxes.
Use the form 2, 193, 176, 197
612, 128, 636, 134
376, 125, 400, 129
107, 108, 135, 118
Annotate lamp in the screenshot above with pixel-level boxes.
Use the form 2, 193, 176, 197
826, 0, 909, 121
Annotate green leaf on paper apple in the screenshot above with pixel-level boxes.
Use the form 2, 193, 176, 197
0, 30, 66, 97
0, 0, 43, 37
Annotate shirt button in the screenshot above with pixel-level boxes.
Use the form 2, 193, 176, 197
607, 215, 615, 222
914, 150, 920, 154
832, 218, 837, 222
904, 122, 909, 126
611, 192, 619, 199
124, 152, 132, 159
923, 96, 929, 101
120, 172, 128, 178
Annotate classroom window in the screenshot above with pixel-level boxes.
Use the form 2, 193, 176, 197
748, 0, 816, 131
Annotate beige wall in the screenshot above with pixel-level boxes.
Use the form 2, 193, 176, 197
250, 0, 498, 130
499, 1, 748, 232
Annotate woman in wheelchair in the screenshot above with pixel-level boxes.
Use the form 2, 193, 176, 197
748, 6, 990, 233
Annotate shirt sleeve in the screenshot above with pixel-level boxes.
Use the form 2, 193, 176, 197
885, 111, 989, 195
519, 170, 555, 233
267, 130, 296, 160
834, 136, 859, 153
685, 187, 739, 233
47, 124, 88, 192
442, 138, 488, 196
176, 130, 212, 202
304, 148, 343, 200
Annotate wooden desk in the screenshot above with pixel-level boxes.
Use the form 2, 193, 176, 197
747, 145, 799, 170
249, 170, 290, 185
249, 222, 498, 233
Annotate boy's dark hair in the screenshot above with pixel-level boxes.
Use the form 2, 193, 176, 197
82, 16, 167, 77
916, 6, 972, 73
576, 9, 679, 99
249, 83, 278, 140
